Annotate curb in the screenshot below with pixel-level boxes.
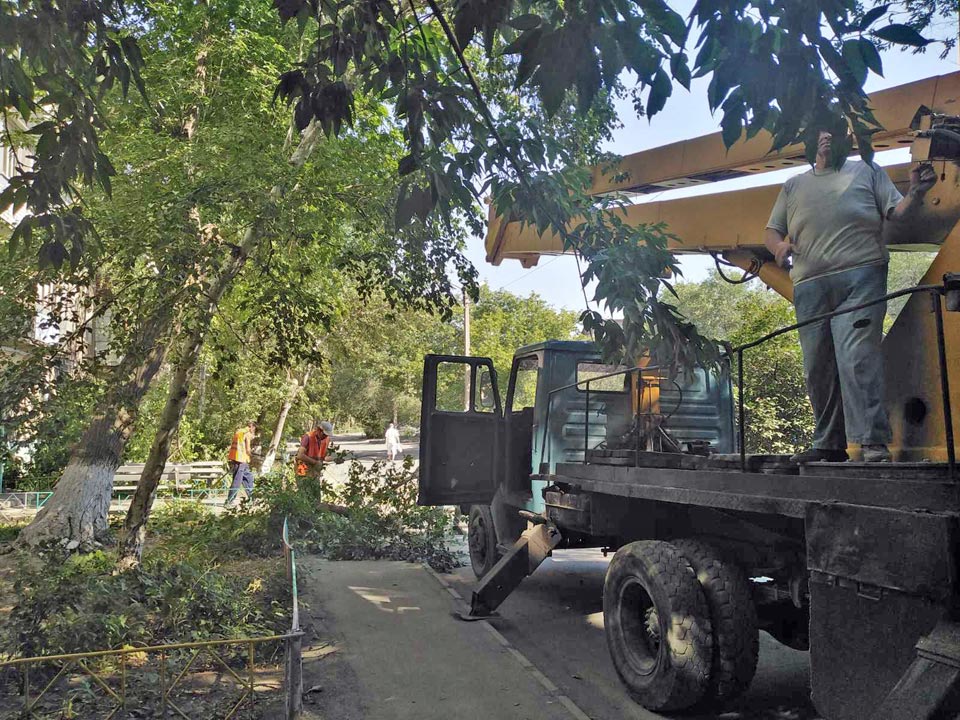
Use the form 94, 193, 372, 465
422, 563, 593, 720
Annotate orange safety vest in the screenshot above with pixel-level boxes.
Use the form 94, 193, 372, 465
296, 430, 329, 476
228, 428, 250, 463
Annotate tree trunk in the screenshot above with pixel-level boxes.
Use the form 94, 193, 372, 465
261, 367, 310, 475
18, 308, 172, 546
116, 122, 324, 568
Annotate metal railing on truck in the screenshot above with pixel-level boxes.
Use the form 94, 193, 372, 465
538, 277, 959, 480
731, 277, 958, 477
0, 517, 305, 719
539, 363, 664, 469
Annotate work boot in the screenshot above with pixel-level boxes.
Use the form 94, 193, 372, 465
861, 444, 892, 462
790, 447, 848, 463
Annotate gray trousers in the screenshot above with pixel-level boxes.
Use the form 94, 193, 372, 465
793, 263, 891, 449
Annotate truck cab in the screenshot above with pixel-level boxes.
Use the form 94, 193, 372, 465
418, 340, 734, 576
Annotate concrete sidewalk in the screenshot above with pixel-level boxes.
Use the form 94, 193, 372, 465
298, 558, 578, 720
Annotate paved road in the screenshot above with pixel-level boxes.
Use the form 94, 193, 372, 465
447, 548, 819, 720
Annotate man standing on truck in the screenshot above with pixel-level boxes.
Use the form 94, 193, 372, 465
765, 118, 938, 463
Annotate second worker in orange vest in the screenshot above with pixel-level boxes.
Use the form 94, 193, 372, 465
296, 421, 333, 479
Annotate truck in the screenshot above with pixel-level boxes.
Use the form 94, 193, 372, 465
417, 72, 960, 720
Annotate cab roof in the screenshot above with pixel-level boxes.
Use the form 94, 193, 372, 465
514, 339, 599, 357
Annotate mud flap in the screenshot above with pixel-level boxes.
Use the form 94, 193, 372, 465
467, 521, 562, 618
874, 621, 960, 719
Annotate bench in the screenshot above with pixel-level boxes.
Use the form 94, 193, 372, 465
112, 461, 231, 500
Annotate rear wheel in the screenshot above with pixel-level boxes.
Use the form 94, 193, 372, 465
675, 539, 759, 704
468, 505, 498, 579
603, 540, 713, 711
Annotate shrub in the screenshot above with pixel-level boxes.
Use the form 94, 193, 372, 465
3, 548, 285, 661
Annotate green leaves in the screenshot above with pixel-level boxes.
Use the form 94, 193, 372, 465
646, 68, 672, 118
636, 0, 688, 47
873, 23, 932, 47
859, 4, 889, 31
670, 52, 691, 90
859, 37, 883, 76
841, 39, 868, 86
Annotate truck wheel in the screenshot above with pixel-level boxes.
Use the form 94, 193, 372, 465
603, 540, 713, 711
468, 505, 498, 579
674, 539, 759, 704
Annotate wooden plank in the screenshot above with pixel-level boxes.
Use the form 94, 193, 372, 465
554, 462, 960, 512
874, 657, 960, 720
801, 461, 951, 481
549, 473, 808, 517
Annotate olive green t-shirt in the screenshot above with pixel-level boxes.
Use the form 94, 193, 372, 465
766, 160, 903, 285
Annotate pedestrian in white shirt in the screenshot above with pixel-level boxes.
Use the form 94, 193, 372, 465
385, 422, 402, 461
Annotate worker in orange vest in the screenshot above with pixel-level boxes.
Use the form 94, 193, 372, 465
296, 421, 333, 484
226, 420, 257, 506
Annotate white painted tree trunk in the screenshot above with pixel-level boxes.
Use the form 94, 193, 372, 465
18, 313, 170, 546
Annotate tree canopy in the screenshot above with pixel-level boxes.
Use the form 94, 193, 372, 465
3, 0, 952, 372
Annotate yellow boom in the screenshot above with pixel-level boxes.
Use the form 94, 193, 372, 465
484, 71, 960, 461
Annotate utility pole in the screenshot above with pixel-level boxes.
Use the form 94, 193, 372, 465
463, 288, 471, 411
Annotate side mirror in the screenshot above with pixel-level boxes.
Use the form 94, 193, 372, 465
478, 369, 496, 409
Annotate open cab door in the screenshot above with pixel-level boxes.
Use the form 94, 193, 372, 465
418, 354, 502, 506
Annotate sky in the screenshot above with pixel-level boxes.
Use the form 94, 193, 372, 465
463, 20, 960, 313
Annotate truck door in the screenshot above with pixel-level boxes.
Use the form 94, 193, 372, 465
418, 354, 502, 506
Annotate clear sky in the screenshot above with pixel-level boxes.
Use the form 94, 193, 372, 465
464, 23, 960, 313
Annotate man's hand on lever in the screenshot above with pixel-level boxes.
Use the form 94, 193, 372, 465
910, 162, 938, 196
764, 227, 794, 269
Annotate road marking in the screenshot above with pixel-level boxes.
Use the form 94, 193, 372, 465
422, 563, 594, 720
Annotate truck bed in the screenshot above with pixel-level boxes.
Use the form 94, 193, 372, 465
542, 457, 959, 518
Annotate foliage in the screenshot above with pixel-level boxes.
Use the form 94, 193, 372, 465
0, 0, 145, 268
470, 286, 583, 375
3, 0, 950, 382
155, 459, 462, 572
269, 0, 941, 370
3, 547, 286, 661
320, 284, 581, 435
886, 251, 938, 327
674, 272, 812, 454
867, 0, 958, 59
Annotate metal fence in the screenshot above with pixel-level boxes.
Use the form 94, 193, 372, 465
0, 517, 305, 719
0, 492, 53, 510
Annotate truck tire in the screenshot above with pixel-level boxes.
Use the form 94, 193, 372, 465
468, 505, 498, 579
603, 540, 713, 711
674, 539, 759, 704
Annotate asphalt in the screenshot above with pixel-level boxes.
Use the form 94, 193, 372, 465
295, 550, 818, 720
446, 548, 819, 720
297, 558, 574, 720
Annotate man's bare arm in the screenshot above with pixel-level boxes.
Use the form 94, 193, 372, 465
296, 448, 320, 466
883, 164, 938, 245
765, 227, 793, 268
